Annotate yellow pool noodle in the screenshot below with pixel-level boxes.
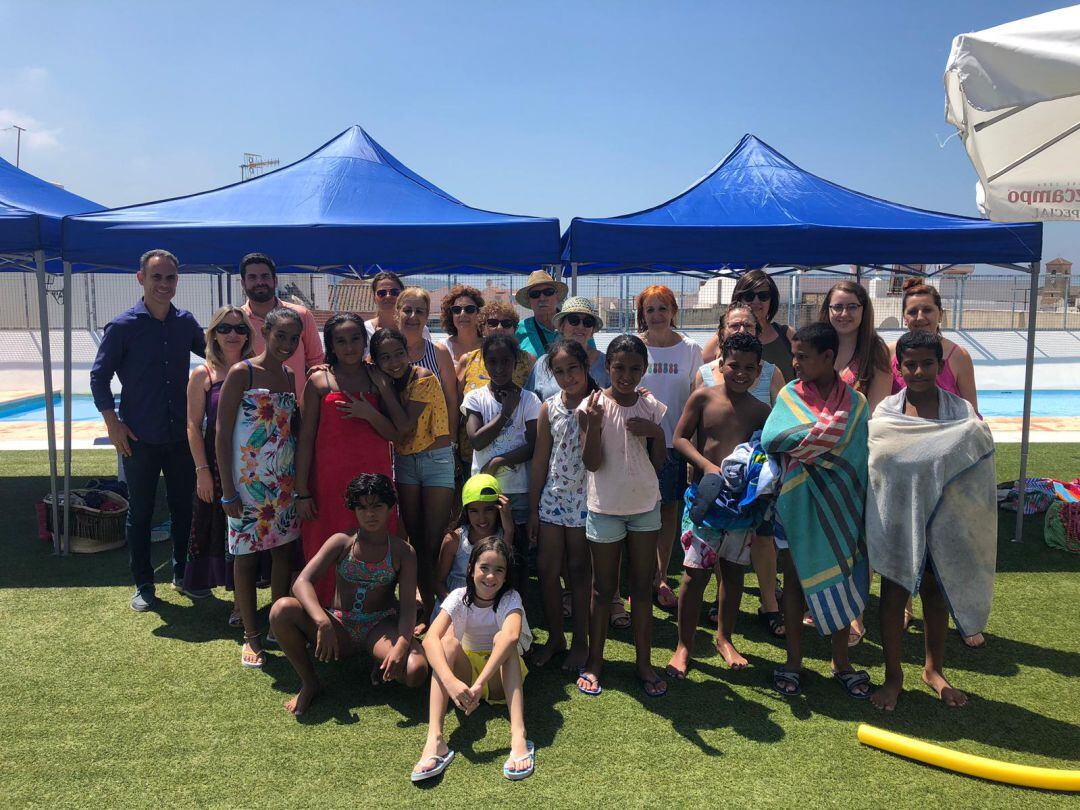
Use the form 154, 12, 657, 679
857, 724, 1080, 792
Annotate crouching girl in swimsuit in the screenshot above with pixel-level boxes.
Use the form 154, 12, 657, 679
269, 473, 428, 716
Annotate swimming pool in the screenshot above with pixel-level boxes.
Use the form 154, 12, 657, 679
0, 394, 103, 422
977, 390, 1078, 417
0, 390, 1074, 421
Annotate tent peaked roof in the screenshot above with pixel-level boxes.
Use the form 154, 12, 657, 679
0, 156, 103, 253
562, 134, 1041, 270
63, 125, 561, 273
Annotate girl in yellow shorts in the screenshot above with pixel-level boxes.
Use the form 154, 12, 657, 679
412, 537, 535, 783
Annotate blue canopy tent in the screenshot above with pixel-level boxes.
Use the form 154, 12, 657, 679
62, 125, 561, 274
0, 155, 106, 553
561, 135, 1043, 541
55, 126, 561, 551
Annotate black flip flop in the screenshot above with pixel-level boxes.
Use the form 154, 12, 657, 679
772, 667, 801, 697
832, 668, 872, 700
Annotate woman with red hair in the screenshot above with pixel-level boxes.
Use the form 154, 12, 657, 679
636, 285, 703, 610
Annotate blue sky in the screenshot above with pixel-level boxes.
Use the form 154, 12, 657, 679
1, 1, 1075, 266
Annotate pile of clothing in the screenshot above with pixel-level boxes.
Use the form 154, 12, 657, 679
684, 431, 777, 532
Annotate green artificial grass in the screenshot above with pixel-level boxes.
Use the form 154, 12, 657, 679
1, 446, 1078, 808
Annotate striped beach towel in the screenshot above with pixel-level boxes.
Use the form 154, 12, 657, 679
762, 374, 870, 635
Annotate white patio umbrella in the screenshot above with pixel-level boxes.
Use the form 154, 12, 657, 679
945, 5, 1080, 222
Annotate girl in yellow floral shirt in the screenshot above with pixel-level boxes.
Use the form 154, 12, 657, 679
371, 327, 453, 623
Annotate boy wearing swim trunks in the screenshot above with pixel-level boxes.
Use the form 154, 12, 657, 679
869, 331, 989, 711
666, 333, 771, 677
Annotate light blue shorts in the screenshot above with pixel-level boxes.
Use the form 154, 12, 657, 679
586, 502, 662, 544
507, 491, 530, 525
393, 445, 455, 489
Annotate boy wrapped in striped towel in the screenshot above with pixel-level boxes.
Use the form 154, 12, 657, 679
761, 323, 872, 700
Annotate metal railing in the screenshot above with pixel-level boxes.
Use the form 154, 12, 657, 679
0, 270, 1075, 333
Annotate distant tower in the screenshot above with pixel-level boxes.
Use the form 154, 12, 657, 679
240, 153, 280, 182
1042, 257, 1073, 308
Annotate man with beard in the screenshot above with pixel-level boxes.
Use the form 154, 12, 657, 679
239, 253, 324, 396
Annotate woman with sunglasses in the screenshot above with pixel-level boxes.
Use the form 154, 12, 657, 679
514, 270, 570, 357
703, 270, 795, 382
635, 285, 703, 612
440, 284, 485, 364
525, 297, 610, 402
182, 306, 256, 610
456, 301, 536, 471
365, 270, 430, 343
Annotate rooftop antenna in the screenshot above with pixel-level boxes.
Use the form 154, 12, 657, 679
3, 124, 26, 166
240, 152, 280, 181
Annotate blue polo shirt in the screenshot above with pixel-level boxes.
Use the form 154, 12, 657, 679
90, 299, 206, 445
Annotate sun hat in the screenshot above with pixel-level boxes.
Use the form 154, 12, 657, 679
514, 270, 569, 308
552, 296, 604, 330
462, 473, 502, 506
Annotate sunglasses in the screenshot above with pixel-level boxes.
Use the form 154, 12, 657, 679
400, 307, 428, 318
737, 290, 773, 303
485, 318, 516, 329
562, 314, 597, 329
451, 304, 479, 315
214, 323, 250, 335
375, 288, 401, 298
528, 287, 558, 300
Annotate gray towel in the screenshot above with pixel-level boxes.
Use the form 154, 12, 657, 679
866, 389, 997, 636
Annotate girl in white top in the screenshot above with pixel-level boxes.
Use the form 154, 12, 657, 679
576, 335, 669, 699
414, 537, 535, 783
527, 338, 598, 670
636, 285, 704, 611
462, 334, 541, 594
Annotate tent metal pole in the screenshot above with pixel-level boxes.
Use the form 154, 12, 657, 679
35, 250, 61, 555
62, 261, 73, 554
1012, 261, 1040, 544
571, 263, 578, 295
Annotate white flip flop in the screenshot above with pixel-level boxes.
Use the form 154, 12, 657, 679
411, 750, 455, 783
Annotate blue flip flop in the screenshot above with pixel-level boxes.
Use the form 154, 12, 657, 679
411, 750, 455, 783
503, 741, 536, 781
576, 670, 602, 696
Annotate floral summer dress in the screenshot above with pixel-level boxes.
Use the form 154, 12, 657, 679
538, 393, 588, 528
227, 362, 301, 555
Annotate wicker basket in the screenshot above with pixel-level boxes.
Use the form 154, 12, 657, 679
43, 489, 128, 553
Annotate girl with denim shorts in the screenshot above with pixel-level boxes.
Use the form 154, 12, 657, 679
371, 327, 454, 622
575, 335, 669, 699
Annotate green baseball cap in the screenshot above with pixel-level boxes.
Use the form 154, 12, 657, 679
461, 473, 501, 506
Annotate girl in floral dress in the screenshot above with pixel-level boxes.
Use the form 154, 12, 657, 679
527, 339, 598, 670
217, 307, 303, 669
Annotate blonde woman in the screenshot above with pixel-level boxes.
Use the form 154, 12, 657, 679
183, 306, 256, 615
396, 287, 459, 450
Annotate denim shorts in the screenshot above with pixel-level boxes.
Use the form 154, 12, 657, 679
586, 501, 662, 544
393, 445, 455, 489
507, 491, 530, 525
657, 448, 688, 504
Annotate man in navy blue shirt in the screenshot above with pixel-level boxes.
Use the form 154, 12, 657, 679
91, 249, 206, 612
